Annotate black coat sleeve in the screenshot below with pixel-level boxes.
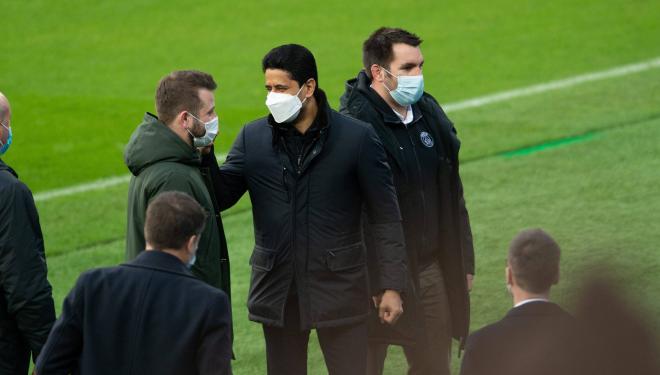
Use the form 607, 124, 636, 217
35, 272, 87, 374
356, 126, 407, 293
212, 127, 249, 211
197, 292, 233, 375
0, 181, 55, 361
457, 175, 475, 275
439, 101, 475, 276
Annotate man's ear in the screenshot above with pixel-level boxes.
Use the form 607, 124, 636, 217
370, 64, 383, 82
186, 234, 199, 254
506, 264, 514, 286
304, 79, 317, 99
174, 111, 190, 129
552, 267, 560, 285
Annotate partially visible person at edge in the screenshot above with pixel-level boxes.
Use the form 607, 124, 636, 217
339, 27, 475, 375
204, 44, 407, 375
123, 70, 231, 298
460, 228, 573, 375
0, 92, 56, 374
35, 191, 233, 375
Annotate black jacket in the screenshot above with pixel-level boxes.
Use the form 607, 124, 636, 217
460, 301, 575, 375
214, 91, 406, 329
339, 71, 474, 346
0, 159, 55, 374
35, 251, 232, 375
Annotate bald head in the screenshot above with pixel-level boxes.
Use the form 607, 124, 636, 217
0, 92, 10, 147
0, 92, 10, 125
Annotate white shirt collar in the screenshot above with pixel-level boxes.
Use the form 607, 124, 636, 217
392, 105, 413, 125
368, 83, 414, 125
514, 298, 549, 308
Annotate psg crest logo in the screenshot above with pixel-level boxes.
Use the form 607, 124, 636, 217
420, 131, 434, 148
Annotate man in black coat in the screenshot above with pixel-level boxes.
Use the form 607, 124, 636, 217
460, 228, 574, 375
0, 92, 56, 374
339, 28, 474, 374
212, 44, 406, 375
35, 192, 232, 375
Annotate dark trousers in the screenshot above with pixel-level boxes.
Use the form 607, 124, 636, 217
263, 294, 368, 375
0, 342, 29, 375
367, 261, 453, 375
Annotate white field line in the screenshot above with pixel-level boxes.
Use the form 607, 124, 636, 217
33, 175, 132, 202
443, 57, 660, 112
33, 56, 660, 203
33, 155, 226, 203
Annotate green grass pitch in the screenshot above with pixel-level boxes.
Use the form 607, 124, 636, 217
2, 0, 660, 373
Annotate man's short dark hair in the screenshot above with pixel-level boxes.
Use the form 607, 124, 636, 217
508, 228, 561, 294
362, 27, 422, 79
144, 191, 207, 250
155, 70, 217, 125
262, 44, 319, 87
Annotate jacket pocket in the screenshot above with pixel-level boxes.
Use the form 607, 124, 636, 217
250, 246, 276, 272
326, 242, 365, 272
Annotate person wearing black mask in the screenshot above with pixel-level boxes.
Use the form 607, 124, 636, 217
207, 44, 407, 375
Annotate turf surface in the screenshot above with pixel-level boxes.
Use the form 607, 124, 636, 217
3, 0, 660, 373
3, 0, 659, 190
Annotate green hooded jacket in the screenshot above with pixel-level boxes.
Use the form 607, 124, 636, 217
124, 113, 230, 294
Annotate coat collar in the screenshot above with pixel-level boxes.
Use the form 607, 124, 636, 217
122, 250, 194, 278
0, 158, 18, 178
123, 112, 201, 177
505, 300, 567, 319
352, 70, 424, 126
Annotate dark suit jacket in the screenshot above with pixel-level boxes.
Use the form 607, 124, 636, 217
0, 159, 55, 374
36, 251, 232, 375
460, 301, 575, 375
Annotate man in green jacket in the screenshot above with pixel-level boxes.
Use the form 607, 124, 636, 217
124, 70, 230, 296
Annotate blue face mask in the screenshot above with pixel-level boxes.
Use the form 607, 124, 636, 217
0, 122, 12, 156
382, 67, 425, 106
186, 238, 199, 269
187, 253, 197, 269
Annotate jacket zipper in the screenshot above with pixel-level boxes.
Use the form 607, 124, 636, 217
407, 128, 429, 256
295, 128, 325, 176
290, 168, 299, 316
282, 166, 290, 202
285, 128, 326, 327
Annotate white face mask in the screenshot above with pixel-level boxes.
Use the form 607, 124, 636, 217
265, 85, 307, 123
187, 113, 219, 147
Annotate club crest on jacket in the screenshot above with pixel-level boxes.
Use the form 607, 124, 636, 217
420, 131, 434, 148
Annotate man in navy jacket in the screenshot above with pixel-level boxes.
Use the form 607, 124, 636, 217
36, 192, 232, 375
460, 229, 573, 375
